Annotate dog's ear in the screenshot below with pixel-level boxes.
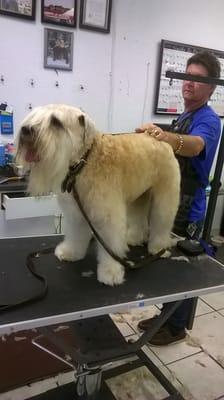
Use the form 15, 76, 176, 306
78, 114, 85, 127
50, 115, 64, 129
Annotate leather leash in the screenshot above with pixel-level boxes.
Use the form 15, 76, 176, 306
61, 156, 165, 269
0, 147, 165, 313
0, 247, 54, 312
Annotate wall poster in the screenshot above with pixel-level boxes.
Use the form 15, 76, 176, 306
154, 40, 224, 117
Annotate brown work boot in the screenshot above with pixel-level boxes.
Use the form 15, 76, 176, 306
138, 316, 186, 346
148, 325, 186, 346
137, 315, 163, 331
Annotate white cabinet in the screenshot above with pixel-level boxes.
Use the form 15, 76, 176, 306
0, 209, 59, 237
2, 193, 60, 220
0, 188, 62, 238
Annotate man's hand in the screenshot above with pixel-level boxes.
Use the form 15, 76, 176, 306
135, 123, 169, 142
135, 122, 205, 157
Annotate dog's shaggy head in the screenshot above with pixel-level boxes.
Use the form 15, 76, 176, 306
16, 104, 98, 195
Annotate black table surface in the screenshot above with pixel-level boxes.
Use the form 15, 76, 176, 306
1, 235, 224, 334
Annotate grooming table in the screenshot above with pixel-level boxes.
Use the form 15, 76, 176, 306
1, 235, 224, 400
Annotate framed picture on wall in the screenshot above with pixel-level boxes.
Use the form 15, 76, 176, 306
41, 0, 77, 28
0, 0, 36, 20
44, 28, 74, 71
79, 0, 112, 33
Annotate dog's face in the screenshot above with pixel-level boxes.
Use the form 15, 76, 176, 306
16, 104, 97, 195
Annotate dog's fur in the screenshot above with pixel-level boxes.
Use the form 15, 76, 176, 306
16, 104, 180, 286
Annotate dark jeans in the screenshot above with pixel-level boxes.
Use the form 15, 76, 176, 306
162, 299, 195, 333
162, 219, 203, 332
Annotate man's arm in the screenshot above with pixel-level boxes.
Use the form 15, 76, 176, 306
136, 123, 205, 157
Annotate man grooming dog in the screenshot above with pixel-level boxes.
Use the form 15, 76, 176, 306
136, 50, 221, 345
16, 104, 180, 286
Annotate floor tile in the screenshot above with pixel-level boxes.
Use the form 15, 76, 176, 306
110, 314, 135, 336
107, 365, 168, 400
121, 306, 203, 366
144, 346, 195, 399
124, 333, 194, 397
107, 352, 195, 400
127, 335, 164, 369
158, 364, 195, 400
191, 312, 224, 365
168, 352, 224, 400
200, 291, 224, 310
148, 333, 202, 365
195, 298, 213, 316
115, 321, 136, 337
218, 308, 224, 317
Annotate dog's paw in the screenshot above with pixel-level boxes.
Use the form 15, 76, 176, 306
97, 261, 125, 286
148, 243, 164, 255
55, 242, 80, 262
148, 236, 175, 255
148, 240, 168, 255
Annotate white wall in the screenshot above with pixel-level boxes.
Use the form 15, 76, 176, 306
0, 0, 223, 232
1, 0, 224, 134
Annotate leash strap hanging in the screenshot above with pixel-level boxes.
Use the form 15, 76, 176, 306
61, 163, 165, 268
61, 148, 165, 267
0, 247, 54, 312
71, 185, 165, 269
59, 160, 165, 268
0, 148, 164, 313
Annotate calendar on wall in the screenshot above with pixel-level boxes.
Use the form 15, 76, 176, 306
154, 39, 224, 117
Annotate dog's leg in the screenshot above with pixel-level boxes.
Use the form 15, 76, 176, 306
97, 248, 125, 286
148, 179, 179, 255
55, 193, 92, 262
95, 202, 128, 286
127, 190, 151, 246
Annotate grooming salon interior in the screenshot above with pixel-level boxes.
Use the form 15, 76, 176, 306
1, 1, 224, 399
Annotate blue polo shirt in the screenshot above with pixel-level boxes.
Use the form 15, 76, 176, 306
184, 104, 221, 222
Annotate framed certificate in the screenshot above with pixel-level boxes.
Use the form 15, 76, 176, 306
0, 0, 36, 21
79, 0, 112, 33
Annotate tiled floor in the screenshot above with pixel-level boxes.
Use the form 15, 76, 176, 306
1, 291, 224, 400
1, 255, 224, 399
108, 292, 224, 400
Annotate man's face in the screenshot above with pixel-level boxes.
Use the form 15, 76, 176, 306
182, 63, 214, 105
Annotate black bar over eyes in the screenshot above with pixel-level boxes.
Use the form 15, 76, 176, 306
166, 71, 224, 86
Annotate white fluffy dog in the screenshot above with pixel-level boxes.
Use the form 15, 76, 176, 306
16, 104, 180, 286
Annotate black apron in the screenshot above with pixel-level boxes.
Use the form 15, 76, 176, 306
168, 112, 203, 237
